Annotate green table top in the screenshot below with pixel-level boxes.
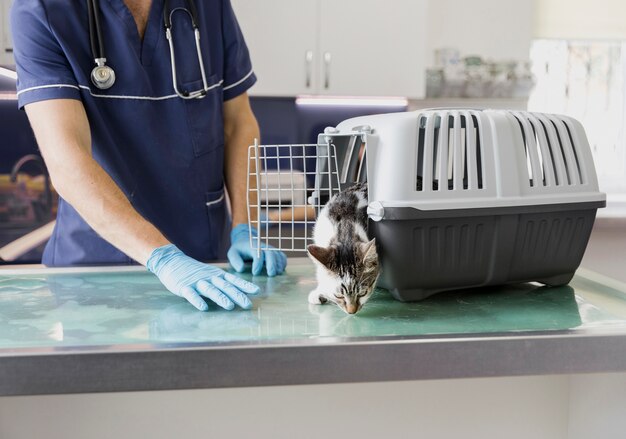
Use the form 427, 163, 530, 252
1, 258, 626, 351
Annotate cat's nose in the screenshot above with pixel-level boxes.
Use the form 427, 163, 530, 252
346, 303, 358, 314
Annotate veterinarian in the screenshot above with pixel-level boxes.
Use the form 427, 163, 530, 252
10, 0, 286, 311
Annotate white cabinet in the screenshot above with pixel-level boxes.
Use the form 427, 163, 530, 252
426, 0, 533, 61
317, 0, 427, 97
230, 0, 319, 97
231, 0, 428, 98
1, 0, 13, 65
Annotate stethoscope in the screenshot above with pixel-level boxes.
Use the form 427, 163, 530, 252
87, 0, 209, 99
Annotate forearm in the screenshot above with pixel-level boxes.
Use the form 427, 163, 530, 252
50, 148, 169, 264
26, 99, 169, 265
223, 94, 260, 228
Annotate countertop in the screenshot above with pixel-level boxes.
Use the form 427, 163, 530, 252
1, 258, 626, 396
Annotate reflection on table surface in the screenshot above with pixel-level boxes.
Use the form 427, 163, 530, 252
0, 259, 625, 349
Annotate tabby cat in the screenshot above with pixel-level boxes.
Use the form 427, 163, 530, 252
307, 183, 379, 315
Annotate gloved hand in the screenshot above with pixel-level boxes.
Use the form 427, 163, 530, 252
147, 244, 259, 311
227, 224, 287, 277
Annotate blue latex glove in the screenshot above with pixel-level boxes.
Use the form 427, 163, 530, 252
147, 244, 259, 311
227, 224, 287, 277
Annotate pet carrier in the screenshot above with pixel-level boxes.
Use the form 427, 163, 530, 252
247, 109, 606, 301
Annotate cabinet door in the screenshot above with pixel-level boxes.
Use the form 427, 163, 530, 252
318, 0, 428, 98
231, 0, 318, 97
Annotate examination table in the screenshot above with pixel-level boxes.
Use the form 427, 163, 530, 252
1, 258, 625, 438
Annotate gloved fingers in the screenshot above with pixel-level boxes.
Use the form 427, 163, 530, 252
282, 254, 288, 272
251, 250, 265, 276
264, 250, 278, 277
276, 251, 288, 274
196, 280, 235, 311
266, 250, 287, 275
227, 247, 246, 273
223, 272, 260, 295
180, 286, 209, 311
211, 276, 253, 310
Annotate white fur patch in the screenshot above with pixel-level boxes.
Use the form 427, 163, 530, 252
312, 207, 335, 247
356, 190, 368, 209
315, 265, 341, 298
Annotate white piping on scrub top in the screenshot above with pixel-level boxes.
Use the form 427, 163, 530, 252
205, 192, 225, 206
77, 81, 224, 100
223, 69, 253, 91
16, 70, 254, 101
16, 83, 81, 96
78, 85, 179, 100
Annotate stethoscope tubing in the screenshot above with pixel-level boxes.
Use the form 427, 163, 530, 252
164, 0, 200, 29
165, 7, 209, 99
88, 0, 207, 98
88, 0, 106, 61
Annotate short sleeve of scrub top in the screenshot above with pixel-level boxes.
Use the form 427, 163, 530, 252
10, 0, 82, 109
221, 0, 256, 101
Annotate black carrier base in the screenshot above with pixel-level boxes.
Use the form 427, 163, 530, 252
371, 201, 604, 302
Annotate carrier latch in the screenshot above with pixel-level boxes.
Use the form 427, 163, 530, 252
367, 201, 384, 222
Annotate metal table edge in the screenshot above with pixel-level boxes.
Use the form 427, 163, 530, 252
2, 329, 626, 396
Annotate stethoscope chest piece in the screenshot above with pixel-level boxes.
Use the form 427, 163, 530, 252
91, 58, 116, 89
88, 0, 116, 90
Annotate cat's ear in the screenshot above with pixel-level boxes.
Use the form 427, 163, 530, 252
307, 244, 335, 268
360, 238, 377, 256
360, 238, 378, 264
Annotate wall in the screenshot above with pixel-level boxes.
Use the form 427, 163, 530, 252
534, 0, 626, 39
2, 373, 625, 438
426, 0, 534, 63
0, 376, 570, 439
568, 373, 626, 439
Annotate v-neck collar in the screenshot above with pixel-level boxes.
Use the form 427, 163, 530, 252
106, 0, 164, 66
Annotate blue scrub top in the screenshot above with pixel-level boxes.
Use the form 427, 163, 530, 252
10, 0, 257, 266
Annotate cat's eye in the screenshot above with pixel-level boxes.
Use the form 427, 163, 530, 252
334, 294, 344, 300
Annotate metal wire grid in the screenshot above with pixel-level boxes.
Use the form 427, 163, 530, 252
247, 140, 341, 255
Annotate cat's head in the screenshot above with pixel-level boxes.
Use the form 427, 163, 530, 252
307, 238, 379, 314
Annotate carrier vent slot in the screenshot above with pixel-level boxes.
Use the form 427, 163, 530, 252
417, 111, 483, 192
513, 112, 585, 187
337, 135, 365, 184
356, 147, 368, 183
563, 121, 586, 184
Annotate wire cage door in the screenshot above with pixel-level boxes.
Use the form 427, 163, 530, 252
247, 140, 342, 254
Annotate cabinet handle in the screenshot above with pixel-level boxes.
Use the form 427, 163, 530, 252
305, 50, 313, 88
323, 52, 331, 90
5, 48, 13, 53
